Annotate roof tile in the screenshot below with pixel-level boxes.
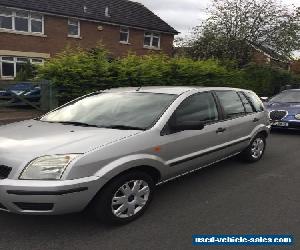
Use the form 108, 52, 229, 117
0, 0, 178, 34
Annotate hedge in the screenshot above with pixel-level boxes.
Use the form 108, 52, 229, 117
37, 46, 300, 103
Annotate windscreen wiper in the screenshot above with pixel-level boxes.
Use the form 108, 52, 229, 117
104, 125, 146, 131
50, 121, 100, 127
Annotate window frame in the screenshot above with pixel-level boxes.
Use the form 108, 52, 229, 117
120, 26, 130, 44
68, 19, 80, 38
0, 7, 13, 30
14, 10, 29, 32
238, 91, 256, 114
243, 91, 265, 112
30, 13, 44, 34
0, 56, 44, 79
144, 31, 161, 49
0, 7, 44, 34
162, 91, 220, 135
213, 90, 248, 120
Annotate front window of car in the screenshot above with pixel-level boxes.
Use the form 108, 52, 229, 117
40, 92, 177, 130
270, 90, 300, 103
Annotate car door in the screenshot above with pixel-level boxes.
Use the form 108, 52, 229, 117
213, 90, 258, 155
160, 91, 231, 178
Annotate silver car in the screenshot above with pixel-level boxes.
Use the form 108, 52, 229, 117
0, 87, 270, 224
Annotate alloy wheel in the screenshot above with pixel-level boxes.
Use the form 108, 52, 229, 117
251, 138, 265, 159
111, 180, 150, 219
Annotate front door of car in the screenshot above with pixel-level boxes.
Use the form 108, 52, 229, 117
159, 92, 230, 178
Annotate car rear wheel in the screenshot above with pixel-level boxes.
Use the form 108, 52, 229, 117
91, 171, 155, 225
240, 134, 266, 162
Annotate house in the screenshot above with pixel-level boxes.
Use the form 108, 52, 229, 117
250, 43, 291, 70
0, 0, 178, 80
290, 60, 300, 75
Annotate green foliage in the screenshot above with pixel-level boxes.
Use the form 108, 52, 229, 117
184, 0, 300, 64
38, 46, 297, 103
240, 64, 299, 96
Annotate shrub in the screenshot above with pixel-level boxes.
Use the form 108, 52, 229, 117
38, 46, 297, 103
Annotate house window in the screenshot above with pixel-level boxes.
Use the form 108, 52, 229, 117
144, 32, 160, 49
15, 10, 29, 32
120, 27, 129, 43
68, 19, 80, 37
0, 7, 44, 34
30, 13, 43, 33
0, 56, 44, 79
31, 58, 44, 64
0, 7, 13, 29
1, 57, 14, 78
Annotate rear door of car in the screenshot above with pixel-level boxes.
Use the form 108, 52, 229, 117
213, 90, 260, 155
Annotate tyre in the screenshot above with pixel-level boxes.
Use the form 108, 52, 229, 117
240, 134, 266, 162
91, 171, 155, 225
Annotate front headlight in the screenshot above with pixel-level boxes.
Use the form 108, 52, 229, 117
295, 114, 300, 120
20, 154, 81, 180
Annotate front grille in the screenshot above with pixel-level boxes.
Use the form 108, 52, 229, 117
270, 110, 287, 120
14, 202, 54, 211
0, 165, 12, 179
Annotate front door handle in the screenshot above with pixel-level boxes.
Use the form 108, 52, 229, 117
216, 127, 226, 133
253, 118, 260, 122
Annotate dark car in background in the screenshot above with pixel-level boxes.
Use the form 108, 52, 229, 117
0, 82, 40, 105
265, 89, 300, 129
0, 82, 35, 97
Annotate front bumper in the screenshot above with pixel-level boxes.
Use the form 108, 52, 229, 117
0, 176, 103, 215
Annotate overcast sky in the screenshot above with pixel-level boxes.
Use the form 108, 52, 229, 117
135, 0, 300, 37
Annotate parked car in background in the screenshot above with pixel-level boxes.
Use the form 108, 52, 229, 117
0, 87, 270, 225
0, 82, 36, 97
265, 89, 300, 129
10, 86, 41, 104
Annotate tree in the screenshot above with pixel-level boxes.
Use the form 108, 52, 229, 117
186, 0, 300, 65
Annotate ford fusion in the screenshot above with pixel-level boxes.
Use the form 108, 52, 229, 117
0, 87, 269, 224
265, 89, 300, 129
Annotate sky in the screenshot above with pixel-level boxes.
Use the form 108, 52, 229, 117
135, 0, 300, 38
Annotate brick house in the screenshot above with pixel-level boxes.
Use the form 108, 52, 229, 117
0, 0, 178, 80
250, 44, 290, 70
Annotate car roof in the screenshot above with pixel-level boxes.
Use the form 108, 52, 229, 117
104, 86, 249, 95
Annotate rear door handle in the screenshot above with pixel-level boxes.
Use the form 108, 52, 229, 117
216, 127, 226, 133
253, 118, 260, 122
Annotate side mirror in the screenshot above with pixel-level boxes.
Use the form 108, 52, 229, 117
169, 120, 205, 132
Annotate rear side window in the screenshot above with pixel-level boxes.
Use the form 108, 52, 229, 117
174, 92, 219, 124
245, 91, 264, 112
215, 91, 245, 118
238, 92, 255, 113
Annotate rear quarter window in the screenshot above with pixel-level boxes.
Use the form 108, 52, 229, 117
238, 92, 255, 113
244, 91, 264, 112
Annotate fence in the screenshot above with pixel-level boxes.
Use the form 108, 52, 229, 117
0, 80, 58, 111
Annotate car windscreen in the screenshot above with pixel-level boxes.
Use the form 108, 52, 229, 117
270, 91, 300, 103
40, 92, 177, 130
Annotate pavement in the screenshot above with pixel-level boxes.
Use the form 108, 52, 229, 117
0, 130, 299, 250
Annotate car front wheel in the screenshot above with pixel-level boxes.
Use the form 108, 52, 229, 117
91, 171, 155, 225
